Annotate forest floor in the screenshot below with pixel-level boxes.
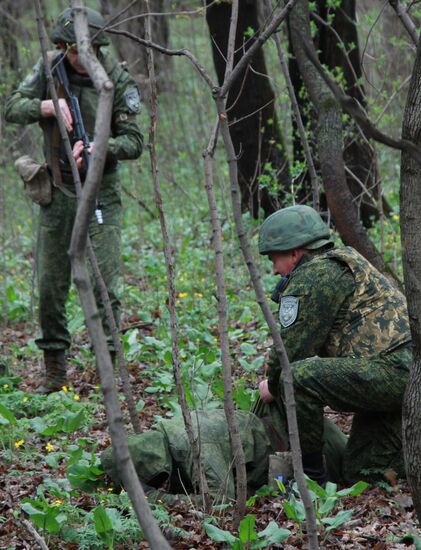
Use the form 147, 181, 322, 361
0, 323, 420, 550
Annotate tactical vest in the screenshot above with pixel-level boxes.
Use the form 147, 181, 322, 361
319, 247, 410, 357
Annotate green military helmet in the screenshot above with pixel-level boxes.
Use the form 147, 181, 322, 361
258, 205, 333, 254
50, 7, 110, 47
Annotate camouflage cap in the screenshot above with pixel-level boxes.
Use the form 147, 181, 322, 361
50, 7, 109, 47
258, 205, 333, 254
100, 430, 172, 486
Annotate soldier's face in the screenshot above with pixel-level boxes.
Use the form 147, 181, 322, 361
268, 249, 304, 276
64, 44, 98, 75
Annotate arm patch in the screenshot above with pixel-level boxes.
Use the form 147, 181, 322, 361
279, 296, 300, 328
123, 86, 141, 113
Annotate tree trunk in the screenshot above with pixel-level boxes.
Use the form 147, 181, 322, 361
289, 0, 389, 275
288, 1, 381, 225
316, 0, 380, 224
400, 33, 421, 526
206, 0, 291, 218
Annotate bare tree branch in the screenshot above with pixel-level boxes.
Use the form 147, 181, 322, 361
389, 0, 419, 46
143, 0, 211, 511
299, 33, 421, 166
65, 1, 170, 547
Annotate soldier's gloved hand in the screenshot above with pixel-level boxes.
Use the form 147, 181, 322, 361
40, 98, 73, 132
259, 379, 274, 403
72, 140, 93, 170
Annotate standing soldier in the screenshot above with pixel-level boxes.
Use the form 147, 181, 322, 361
258, 205, 411, 484
5, 8, 143, 393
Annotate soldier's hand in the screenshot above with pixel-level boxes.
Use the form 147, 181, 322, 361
40, 99, 73, 132
72, 140, 93, 170
259, 379, 274, 403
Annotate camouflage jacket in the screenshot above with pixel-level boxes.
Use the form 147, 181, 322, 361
5, 49, 143, 178
267, 247, 411, 396
101, 410, 272, 501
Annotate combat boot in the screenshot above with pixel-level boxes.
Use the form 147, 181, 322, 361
37, 350, 67, 394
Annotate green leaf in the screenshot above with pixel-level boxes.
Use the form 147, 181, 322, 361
240, 342, 256, 356
258, 521, 291, 543
63, 409, 85, 433
136, 399, 145, 412
317, 496, 337, 517
94, 506, 114, 549
204, 522, 238, 544
239, 514, 257, 544
321, 509, 354, 532
336, 480, 368, 497
399, 532, 421, 550
0, 403, 17, 425
94, 506, 113, 534
282, 500, 298, 521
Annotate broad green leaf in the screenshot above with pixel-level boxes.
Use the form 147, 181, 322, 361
258, 521, 291, 543
63, 409, 85, 433
204, 522, 238, 544
336, 480, 368, 497
282, 500, 298, 521
317, 496, 337, 517
239, 514, 257, 544
94, 506, 113, 534
321, 509, 354, 532
399, 532, 421, 550
0, 403, 17, 425
240, 342, 256, 356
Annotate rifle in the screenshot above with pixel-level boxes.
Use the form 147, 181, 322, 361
53, 52, 103, 224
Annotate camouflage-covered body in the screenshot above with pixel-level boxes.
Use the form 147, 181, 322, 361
267, 246, 411, 481
5, 50, 143, 350
100, 405, 347, 500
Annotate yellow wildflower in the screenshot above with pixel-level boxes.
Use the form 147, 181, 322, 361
53, 499, 63, 507
178, 292, 189, 298
62, 385, 68, 392
392, 214, 399, 221
107, 488, 114, 492
14, 439, 25, 449
45, 442, 55, 452
73, 394, 80, 401
22, 396, 29, 403
3, 384, 9, 390
69, 386, 74, 392
194, 292, 203, 298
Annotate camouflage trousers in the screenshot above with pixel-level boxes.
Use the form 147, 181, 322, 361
35, 182, 122, 351
277, 347, 411, 482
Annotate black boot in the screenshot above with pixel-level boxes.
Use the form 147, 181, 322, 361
37, 350, 67, 394
302, 452, 327, 487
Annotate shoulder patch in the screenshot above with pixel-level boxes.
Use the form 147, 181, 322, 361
123, 86, 141, 114
279, 296, 299, 328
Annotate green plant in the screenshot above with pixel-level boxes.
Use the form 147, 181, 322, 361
282, 478, 368, 536
205, 514, 291, 549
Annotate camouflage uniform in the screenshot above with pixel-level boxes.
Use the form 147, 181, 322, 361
266, 246, 411, 481
5, 43, 143, 354
100, 405, 347, 500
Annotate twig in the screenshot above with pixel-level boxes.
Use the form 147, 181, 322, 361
265, 0, 319, 209
300, 31, 421, 167
388, 0, 419, 46
65, 2, 170, 547
144, 0, 211, 511
22, 519, 49, 550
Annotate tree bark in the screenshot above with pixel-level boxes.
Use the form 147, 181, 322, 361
289, 0, 388, 275
206, 0, 291, 218
316, 0, 381, 224
34, 1, 170, 546
144, 0, 211, 511
400, 32, 421, 527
